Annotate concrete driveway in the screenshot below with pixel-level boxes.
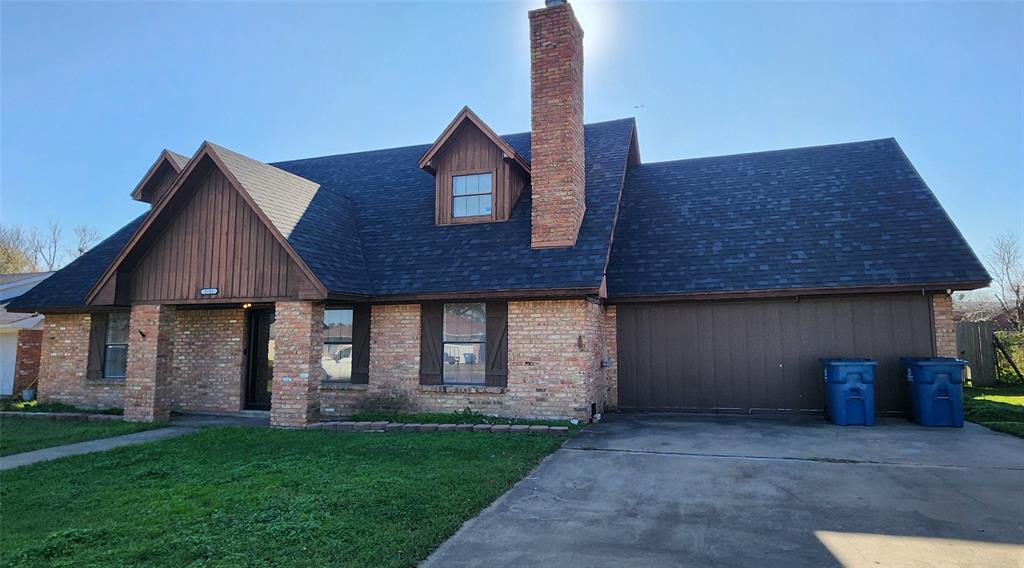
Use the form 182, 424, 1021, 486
424, 415, 1024, 568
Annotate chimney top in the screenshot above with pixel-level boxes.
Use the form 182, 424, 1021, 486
545, 0, 567, 6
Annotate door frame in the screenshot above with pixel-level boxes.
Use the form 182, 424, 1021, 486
243, 307, 275, 410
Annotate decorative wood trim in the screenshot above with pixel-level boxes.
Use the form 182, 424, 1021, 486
129, 149, 188, 202
86, 142, 328, 305
418, 106, 530, 174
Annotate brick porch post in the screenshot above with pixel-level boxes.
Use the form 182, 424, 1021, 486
270, 301, 323, 428
124, 304, 176, 422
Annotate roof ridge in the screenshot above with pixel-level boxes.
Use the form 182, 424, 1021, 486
270, 117, 637, 167
635, 137, 898, 169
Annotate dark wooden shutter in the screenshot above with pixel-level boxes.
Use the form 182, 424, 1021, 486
419, 303, 443, 385
350, 304, 371, 384
86, 313, 107, 380
485, 301, 508, 387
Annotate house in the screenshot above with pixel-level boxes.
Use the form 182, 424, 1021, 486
0, 272, 53, 396
7, 0, 989, 428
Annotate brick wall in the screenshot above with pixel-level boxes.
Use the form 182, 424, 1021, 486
319, 300, 613, 421
270, 301, 323, 428
932, 293, 956, 358
529, 2, 585, 249
13, 328, 43, 395
172, 308, 245, 413
38, 313, 124, 409
124, 304, 177, 422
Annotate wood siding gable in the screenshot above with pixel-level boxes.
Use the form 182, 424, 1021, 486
130, 149, 190, 204
88, 143, 327, 305
419, 107, 530, 225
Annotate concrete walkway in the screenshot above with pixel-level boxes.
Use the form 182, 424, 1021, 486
0, 426, 197, 471
425, 415, 1024, 568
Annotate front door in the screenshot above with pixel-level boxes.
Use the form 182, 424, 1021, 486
245, 309, 275, 410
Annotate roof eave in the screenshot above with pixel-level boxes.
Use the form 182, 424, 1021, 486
606, 280, 992, 304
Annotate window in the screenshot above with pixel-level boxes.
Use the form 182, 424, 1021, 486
321, 308, 353, 382
452, 173, 493, 218
103, 312, 130, 379
443, 303, 486, 384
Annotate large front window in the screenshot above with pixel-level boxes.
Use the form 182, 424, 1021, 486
103, 312, 130, 379
443, 303, 486, 384
452, 173, 493, 218
321, 308, 353, 382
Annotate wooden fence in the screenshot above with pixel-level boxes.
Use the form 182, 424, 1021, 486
956, 321, 997, 387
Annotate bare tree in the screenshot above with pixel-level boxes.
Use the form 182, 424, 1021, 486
29, 220, 63, 271
989, 232, 1023, 332
0, 224, 39, 273
71, 225, 100, 257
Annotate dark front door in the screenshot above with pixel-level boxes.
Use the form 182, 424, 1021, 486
245, 309, 275, 410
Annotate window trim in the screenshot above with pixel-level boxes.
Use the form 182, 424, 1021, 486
449, 169, 496, 223
321, 306, 355, 383
102, 312, 129, 380
442, 302, 487, 386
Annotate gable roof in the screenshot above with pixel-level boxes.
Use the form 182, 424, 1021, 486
276, 117, 636, 298
129, 149, 190, 201
86, 142, 329, 304
8, 124, 988, 312
417, 106, 531, 174
606, 138, 990, 299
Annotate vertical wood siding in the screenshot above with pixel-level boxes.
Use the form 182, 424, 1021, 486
433, 123, 526, 224
617, 294, 934, 414
128, 168, 308, 302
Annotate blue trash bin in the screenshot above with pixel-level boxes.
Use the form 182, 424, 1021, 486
900, 358, 967, 427
820, 359, 877, 426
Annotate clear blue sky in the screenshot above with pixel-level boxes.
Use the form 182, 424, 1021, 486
2, 0, 1021, 270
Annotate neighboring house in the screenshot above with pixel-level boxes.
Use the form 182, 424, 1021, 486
0, 272, 53, 396
7, 1, 989, 427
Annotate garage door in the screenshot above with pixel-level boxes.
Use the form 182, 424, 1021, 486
616, 294, 935, 414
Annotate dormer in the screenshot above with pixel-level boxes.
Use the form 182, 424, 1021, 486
130, 149, 191, 205
419, 107, 530, 225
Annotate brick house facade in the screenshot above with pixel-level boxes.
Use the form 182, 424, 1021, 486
13, 328, 43, 395
10, 0, 987, 427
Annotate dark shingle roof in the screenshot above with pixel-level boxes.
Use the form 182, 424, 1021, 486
10, 129, 987, 311
7, 216, 144, 311
273, 118, 637, 296
606, 138, 989, 298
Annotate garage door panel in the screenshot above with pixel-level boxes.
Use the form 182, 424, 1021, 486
617, 294, 935, 414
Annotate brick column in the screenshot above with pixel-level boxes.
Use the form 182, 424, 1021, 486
270, 301, 323, 428
14, 328, 43, 396
124, 304, 177, 422
931, 293, 956, 358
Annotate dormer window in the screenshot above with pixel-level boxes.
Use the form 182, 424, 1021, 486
453, 173, 494, 218
419, 107, 530, 226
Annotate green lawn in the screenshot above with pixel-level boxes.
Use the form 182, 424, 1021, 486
964, 385, 1024, 438
0, 427, 565, 568
0, 416, 163, 457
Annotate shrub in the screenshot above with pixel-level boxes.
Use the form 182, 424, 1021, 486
996, 331, 1024, 385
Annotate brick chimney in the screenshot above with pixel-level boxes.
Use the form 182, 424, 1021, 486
529, 0, 585, 249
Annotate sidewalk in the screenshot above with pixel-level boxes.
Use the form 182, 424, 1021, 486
0, 427, 196, 471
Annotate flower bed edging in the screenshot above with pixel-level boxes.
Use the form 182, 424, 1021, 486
309, 421, 569, 436
0, 411, 122, 422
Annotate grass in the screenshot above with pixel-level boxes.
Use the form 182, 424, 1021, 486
349, 407, 580, 430
964, 385, 1024, 438
0, 399, 123, 415
0, 416, 164, 456
0, 426, 565, 567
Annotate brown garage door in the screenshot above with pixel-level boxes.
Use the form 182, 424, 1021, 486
616, 294, 935, 414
